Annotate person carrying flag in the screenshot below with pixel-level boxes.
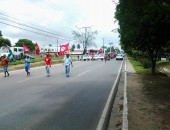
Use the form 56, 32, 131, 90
63, 53, 73, 77
44, 53, 51, 77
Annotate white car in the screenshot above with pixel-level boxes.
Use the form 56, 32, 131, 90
83, 55, 92, 61
116, 54, 124, 60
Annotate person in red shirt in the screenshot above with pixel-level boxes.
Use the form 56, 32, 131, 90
44, 53, 51, 77
104, 55, 108, 63
1, 54, 9, 77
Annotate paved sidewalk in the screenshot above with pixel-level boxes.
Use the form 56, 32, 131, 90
126, 59, 136, 73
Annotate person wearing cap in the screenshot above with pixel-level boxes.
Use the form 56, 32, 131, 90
1, 54, 9, 77
63, 53, 73, 77
25, 55, 31, 76
44, 53, 51, 77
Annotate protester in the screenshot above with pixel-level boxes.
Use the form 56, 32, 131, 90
25, 55, 30, 76
44, 53, 51, 77
77, 55, 80, 61
104, 55, 108, 63
1, 54, 9, 77
63, 53, 73, 77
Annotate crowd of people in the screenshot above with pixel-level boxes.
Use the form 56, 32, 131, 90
1, 52, 73, 78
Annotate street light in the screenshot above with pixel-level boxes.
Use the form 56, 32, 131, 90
108, 43, 113, 53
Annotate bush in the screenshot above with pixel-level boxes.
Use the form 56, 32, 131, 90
141, 60, 152, 69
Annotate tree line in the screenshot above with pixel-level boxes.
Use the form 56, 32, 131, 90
0, 31, 35, 52
115, 0, 170, 75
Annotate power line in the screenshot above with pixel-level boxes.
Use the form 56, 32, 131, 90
0, 21, 75, 41
0, 12, 74, 40
0, 17, 73, 40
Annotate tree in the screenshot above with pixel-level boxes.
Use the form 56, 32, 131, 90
0, 32, 11, 47
115, 0, 170, 75
0, 31, 2, 37
72, 28, 98, 54
15, 39, 35, 52
106, 46, 115, 53
71, 44, 75, 51
77, 44, 81, 49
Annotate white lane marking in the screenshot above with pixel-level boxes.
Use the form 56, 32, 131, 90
77, 70, 90, 77
96, 60, 124, 130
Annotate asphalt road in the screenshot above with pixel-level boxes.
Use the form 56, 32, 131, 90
0, 59, 123, 130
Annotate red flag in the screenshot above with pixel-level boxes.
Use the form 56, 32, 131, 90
35, 43, 40, 55
99, 48, 103, 53
23, 43, 30, 52
59, 43, 69, 56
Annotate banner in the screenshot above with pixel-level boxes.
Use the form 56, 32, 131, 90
35, 43, 40, 55
59, 43, 69, 56
23, 43, 30, 52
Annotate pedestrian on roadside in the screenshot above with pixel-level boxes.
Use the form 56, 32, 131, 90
77, 55, 80, 61
25, 55, 30, 76
44, 53, 51, 77
63, 53, 73, 77
1, 54, 9, 77
104, 55, 107, 63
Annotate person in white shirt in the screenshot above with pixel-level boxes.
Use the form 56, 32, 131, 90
63, 53, 73, 77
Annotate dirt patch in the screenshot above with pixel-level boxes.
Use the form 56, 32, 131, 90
128, 73, 170, 130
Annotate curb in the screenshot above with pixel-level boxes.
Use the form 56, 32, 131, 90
96, 60, 124, 130
122, 59, 128, 130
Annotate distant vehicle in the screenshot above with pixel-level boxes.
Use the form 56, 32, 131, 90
83, 55, 92, 61
116, 54, 124, 60
83, 54, 104, 61
94, 54, 104, 60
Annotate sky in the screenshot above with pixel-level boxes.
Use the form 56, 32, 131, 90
0, 0, 120, 49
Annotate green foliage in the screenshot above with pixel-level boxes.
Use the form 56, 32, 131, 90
15, 39, 35, 52
0, 36, 11, 47
0, 31, 2, 37
128, 56, 150, 74
77, 44, 81, 49
106, 46, 115, 53
115, 0, 170, 75
141, 59, 152, 69
71, 44, 75, 51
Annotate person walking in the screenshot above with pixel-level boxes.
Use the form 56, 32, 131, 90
1, 54, 9, 77
44, 53, 51, 77
104, 54, 108, 63
63, 53, 73, 77
25, 55, 31, 76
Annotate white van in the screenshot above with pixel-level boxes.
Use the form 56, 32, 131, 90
10, 47, 24, 59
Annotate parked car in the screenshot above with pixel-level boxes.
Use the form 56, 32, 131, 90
116, 54, 124, 60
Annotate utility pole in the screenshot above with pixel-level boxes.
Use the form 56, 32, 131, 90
102, 38, 105, 54
108, 43, 113, 53
56, 38, 58, 57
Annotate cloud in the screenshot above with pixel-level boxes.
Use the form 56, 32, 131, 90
0, 0, 119, 47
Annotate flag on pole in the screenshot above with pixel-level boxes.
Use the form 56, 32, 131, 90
35, 43, 40, 55
59, 43, 69, 56
23, 43, 30, 52
99, 48, 103, 53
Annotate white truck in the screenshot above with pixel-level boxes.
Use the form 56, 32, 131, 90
0, 46, 24, 60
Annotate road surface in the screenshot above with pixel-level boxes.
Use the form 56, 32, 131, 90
0, 59, 123, 130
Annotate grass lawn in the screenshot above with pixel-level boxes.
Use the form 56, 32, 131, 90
128, 56, 170, 74
8, 56, 63, 66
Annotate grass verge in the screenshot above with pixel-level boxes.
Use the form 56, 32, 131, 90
128, 56, 170, 75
